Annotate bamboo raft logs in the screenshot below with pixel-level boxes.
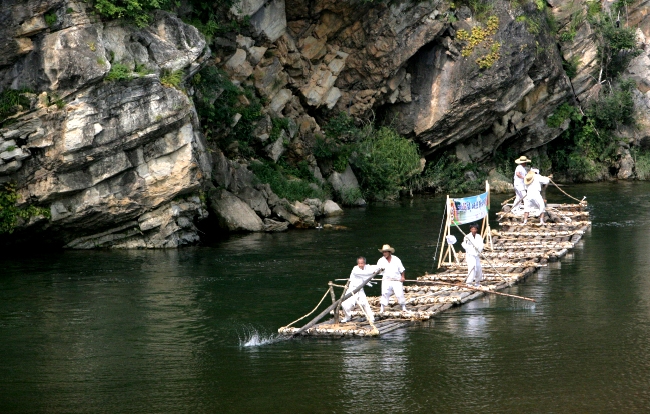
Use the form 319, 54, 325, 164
278, 199, 591, 338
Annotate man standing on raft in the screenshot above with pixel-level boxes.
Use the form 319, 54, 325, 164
463, 223, 484, 287
523, 168, 552, 225
341, 257, 383, 323
377, 244, 407, 313
513, 156, 531, 209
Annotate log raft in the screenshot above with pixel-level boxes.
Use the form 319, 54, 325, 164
278, 201, 591, 338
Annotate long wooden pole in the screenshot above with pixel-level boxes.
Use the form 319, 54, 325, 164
292, 270, 381, 337
333, 278, 536, 302
418, 279, 536, 302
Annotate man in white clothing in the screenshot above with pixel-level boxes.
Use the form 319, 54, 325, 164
523, 168, 552, 225
376, 244, 407, 312
341, 257, 382, 323
512, 156, 531, 209
463, 223, 484, 287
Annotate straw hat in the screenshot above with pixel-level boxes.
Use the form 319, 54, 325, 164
524, 170, 536, 185
515, 156, 532, 164
378, 244, 395, 253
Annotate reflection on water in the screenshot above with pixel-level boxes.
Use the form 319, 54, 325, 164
2, 182, 650, 412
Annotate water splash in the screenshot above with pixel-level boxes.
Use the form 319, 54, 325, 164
238, 326, 284, 347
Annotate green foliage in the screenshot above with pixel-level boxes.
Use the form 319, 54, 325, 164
48, 92, 65, 109
105, 63, 132, 81
44, 12, 57, 27
94, 0, 170, 27
270, 118, 290, 141
590, 9, 640, 81
134, 63, 152, 75
633, 149, 650, 180
192, 66, 263, 157
0, 183, 50, 235
516, 15, 540, 35
456, 0, 494, 22
547, 102, 582, 128
0, 89, 32, 124
411, 153, 485, 195
350, 127, 422, 200
318, 112, 363, 173
588, 79, 635, 130
547, 81, 636, 180
160, 69, 183, 88
562, 55, 580, 78
586, 0, 601, 18
340, 187, 363, 206
249, 161, 326, 202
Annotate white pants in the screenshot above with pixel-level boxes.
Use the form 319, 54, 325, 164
465, 255, 483, 285
342, 289, 374, 322
524, 191, 545, 214
513, 187, 526, 208
380, 280, 406, 307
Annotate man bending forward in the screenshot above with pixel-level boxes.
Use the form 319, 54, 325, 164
341, 257, 381, 323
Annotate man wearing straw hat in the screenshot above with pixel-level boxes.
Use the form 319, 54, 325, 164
463, 223, 484, 287
341, 257, 383, 323
523, 168, 552, 225
513, 156, 531, 209
377, 244, 407, 313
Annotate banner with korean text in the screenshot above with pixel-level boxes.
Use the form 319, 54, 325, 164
449, 192, 489, 225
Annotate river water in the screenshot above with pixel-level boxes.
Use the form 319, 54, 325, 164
1, 182, 650, 412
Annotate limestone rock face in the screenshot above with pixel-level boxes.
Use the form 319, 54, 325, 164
0, 4, 211, 248
208, 188, 264, 232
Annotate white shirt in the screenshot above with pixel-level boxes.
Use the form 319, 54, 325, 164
377, 255, 405, 281
462, 233, 484, 257
526, 173, 550, 195
349, 265, 379, 288
514, 165, 527, 190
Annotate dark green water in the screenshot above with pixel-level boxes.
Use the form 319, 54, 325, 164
2, 182, 650, 413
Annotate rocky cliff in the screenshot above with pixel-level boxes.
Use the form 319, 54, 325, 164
1, 0, 649, 248
0, 1, 213, 247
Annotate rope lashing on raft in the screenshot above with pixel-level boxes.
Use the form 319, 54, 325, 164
283, 286, 333, 328
549, 180, 586, 204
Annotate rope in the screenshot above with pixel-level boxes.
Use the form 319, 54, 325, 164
284, 286, 333, 328
549, 178, 586, 204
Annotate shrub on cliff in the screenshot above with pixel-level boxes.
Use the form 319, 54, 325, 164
249, 160, 328, 202
350, 127, 422, 200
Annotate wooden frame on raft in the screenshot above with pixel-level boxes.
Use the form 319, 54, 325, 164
437, 181, 493, 269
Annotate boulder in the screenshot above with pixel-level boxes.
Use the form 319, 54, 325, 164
327, 163, 366, 205
237, 187, 271, 217
303, 198, 323, 216
224, 48, 253, 82
273, 204, 300, 225
209, 188, 264, 232
250, 0, 287, 42
323, 200, 344, 216
264, 133, 286, 162
289, 200, 316, 226
263, 218, 289, 232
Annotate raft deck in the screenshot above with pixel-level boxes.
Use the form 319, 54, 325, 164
279, 202, 590, 338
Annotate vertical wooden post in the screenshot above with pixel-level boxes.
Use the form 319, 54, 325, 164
484, 180, 493, 249
328, 282, 339, 325
334, 280, 349, 325
438, 195, 451, 269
